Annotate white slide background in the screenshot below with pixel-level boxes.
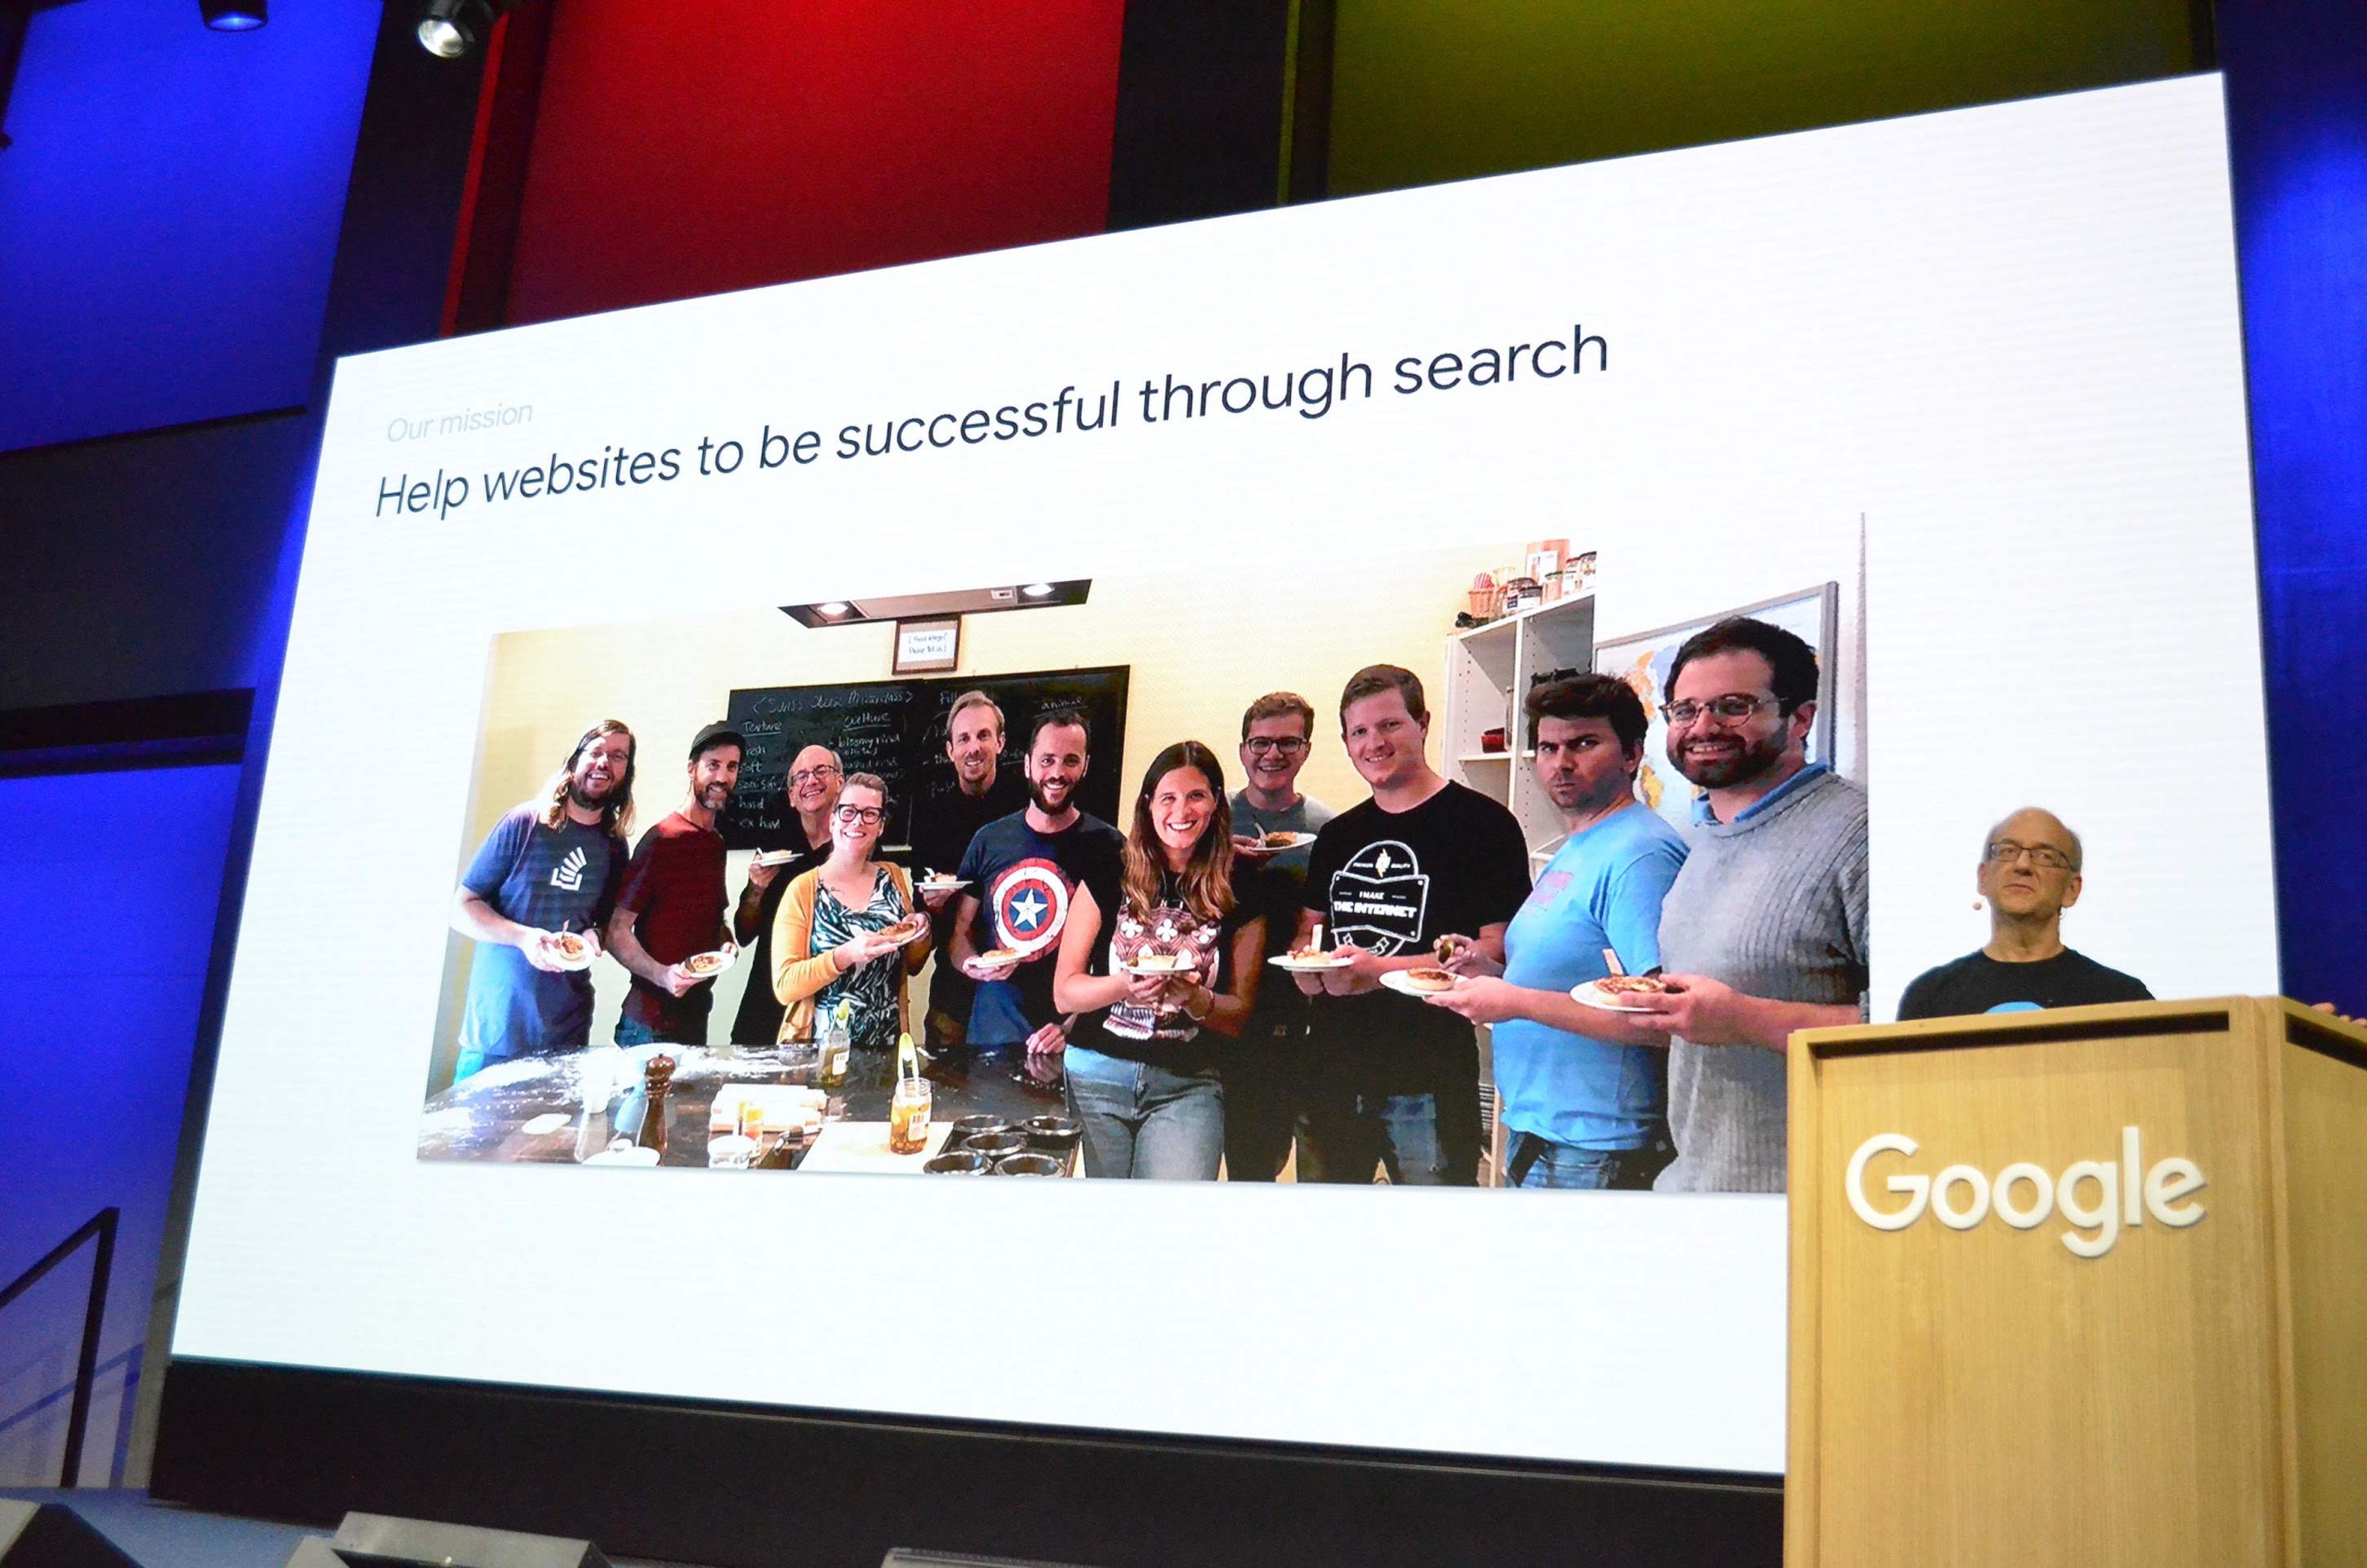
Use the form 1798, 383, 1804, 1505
174, 77, 2272, 1476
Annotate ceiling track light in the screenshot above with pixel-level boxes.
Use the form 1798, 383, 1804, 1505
417, 0, 522, 59
200, 0, 267, 31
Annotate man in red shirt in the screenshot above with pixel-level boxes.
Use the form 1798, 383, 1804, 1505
607, 721, 743, 1045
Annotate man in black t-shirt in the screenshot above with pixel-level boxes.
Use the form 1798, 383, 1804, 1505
910, 690, 1030, 1046
1294, 666, 1532, 1185
1898, 806, 2152, 1020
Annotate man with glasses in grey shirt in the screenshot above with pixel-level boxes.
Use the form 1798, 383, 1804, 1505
1624, 616, 1868, 1193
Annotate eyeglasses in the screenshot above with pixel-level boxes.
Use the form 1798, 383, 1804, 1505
1661, 694, 1776, 728
833, 804, 886, 826
791, 765, 841, 786
1244, 737, 1308, 756
1985, 840, 2074, 870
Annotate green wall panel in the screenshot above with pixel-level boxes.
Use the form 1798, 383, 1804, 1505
1327, 0, 2205, 196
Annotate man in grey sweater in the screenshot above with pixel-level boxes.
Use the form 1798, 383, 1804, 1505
1626, 617, 1868, 1192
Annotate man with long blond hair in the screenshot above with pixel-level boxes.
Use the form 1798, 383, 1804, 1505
449, 720, 637, 1081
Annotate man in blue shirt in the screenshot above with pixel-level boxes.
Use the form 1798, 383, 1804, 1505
1429, 675, 1686, 1189
448, 720, 637, 1082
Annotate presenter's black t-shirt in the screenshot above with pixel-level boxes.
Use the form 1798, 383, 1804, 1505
1896, 948, 2153, 1021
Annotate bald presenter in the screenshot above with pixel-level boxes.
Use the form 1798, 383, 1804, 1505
1897, 806, 2153, 1020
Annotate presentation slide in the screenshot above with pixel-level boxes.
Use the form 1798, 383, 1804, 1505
173, 75, 2273, 1477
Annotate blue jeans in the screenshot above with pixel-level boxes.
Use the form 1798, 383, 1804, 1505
612, 1015, 658, 1047
1299, 1091, 1475, 1186
1510, 1134, 1675, 1191
1062, 1045, 1225, 1180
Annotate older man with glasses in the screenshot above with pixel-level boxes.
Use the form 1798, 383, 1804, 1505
1622, 616, 1868, 1195
728, 744, 844, 1045
1897, 807, 2151, 1020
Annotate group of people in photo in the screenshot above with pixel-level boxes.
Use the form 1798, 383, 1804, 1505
446, 613, 2160, 1191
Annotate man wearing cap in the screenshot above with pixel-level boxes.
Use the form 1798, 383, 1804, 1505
607, 721, 743, 1046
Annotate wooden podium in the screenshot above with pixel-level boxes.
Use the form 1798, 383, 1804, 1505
1786, 997, 2367, 1567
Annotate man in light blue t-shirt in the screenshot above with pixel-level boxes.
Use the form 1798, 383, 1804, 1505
1429, 675, 1686, 1189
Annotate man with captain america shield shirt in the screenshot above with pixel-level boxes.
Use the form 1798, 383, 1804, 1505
948, 706, 1126, 1064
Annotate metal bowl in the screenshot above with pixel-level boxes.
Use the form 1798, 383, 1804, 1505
992, 1152, 1066, 1177
1020, 1114, 1082, 1152
962, 1130, 1029, 1161
951, 1115, 1013, 1143
923, 1150, 990, 1174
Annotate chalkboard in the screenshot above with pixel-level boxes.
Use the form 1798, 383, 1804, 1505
720, 666, 1131, 849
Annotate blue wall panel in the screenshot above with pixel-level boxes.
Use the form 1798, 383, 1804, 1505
2220, 0, 2367, 1011
0, 0, 381, 452
0, 764, 242, 1483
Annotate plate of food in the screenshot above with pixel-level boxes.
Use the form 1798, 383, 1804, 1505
967, 946, 1023, 976
540, 930, 597, 971
1122, 952, 1201, 976
752, 848, 804, 869
1270, 945, 1354, 971
1253, 829, 1311, 851
681, 947, 737, 980
1570, 974, 1673, 1012
915, 871, 969, 892
881, 911, 931, 946
1380, 966, 1459, 997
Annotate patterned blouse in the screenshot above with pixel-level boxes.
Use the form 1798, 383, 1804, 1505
807, 865, 910, 1048
1102, 871, 1249, 1043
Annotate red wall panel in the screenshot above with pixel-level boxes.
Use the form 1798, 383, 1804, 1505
505, 0, 1127, 324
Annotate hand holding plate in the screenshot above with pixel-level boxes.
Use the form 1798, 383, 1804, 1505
963, 949, 1021, 982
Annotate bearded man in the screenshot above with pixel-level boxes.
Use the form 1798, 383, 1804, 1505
449, 720, 637, 1080
945, 705, 1126, 1060
1620, 618, 1869, 1194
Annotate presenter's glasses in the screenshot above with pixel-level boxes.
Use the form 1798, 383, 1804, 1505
1984, 840, 2074, 870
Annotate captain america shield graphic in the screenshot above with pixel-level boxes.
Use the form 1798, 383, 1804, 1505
990, 859, 1073, 958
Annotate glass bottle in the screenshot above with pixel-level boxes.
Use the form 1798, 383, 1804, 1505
816, 999, 851, 1089
888, 1033, 932, 1154
573, 1047, 621, 1162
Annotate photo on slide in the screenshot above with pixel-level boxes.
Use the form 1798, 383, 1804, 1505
418, 533, 1869, 1191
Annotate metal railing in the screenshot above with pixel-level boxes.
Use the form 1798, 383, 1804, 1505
0, 1208, 118, 1487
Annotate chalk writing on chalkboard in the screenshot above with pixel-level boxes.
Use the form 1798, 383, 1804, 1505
720, 667, 1130, 850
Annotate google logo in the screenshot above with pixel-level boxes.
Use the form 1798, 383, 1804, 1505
1844, 1129, 2206, 1259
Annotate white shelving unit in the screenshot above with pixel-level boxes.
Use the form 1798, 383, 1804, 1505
1440, 593, 1596, 871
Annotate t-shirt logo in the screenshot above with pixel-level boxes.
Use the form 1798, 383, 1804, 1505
1524, 870, 1571, 911
990, 857, 1073, 959
1329, 839, 1430, 955
551, 845, 588, 892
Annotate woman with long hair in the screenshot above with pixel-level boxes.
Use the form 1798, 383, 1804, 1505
1052, 741, 1263, 1179
770, 773, 930, 1050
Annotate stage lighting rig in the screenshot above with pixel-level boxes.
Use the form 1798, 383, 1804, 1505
416, 0, 522, 59
200, 0, 267, 30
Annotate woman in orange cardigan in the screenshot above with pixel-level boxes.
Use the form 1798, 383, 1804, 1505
770, 773, 930, 1047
